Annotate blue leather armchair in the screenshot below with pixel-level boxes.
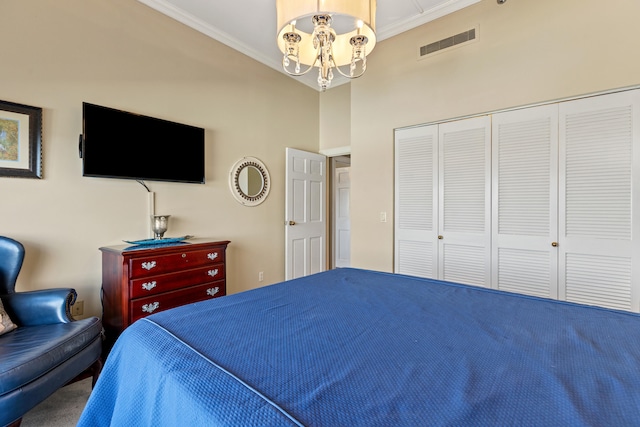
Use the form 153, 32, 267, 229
0, 237, 103, 427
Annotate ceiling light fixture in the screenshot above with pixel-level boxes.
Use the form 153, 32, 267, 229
276, 0, 377, 91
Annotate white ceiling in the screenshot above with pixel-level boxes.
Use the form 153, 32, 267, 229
136, 0, 482, 90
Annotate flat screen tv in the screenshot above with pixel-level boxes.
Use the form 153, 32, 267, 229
81, 102, 205, 184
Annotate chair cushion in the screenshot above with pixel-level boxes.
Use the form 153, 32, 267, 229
0, 317, 101, 395
0, 299, 16, 336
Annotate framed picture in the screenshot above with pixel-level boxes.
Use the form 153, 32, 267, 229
0, 100, 42, 179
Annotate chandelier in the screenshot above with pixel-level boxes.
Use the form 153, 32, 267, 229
276, 0, 377, 91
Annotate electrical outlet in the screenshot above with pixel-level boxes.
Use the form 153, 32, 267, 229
72, 300, 84, 317
259, 272, 264, 282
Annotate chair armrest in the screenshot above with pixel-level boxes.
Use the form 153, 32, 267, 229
1, 288, 76, 326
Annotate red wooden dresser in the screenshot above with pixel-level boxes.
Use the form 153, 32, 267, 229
100, 238, 230, 354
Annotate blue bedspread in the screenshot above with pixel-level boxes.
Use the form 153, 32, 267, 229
79, 268, 640, 426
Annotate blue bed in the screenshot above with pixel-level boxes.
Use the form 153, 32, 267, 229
79, 268, 640, 426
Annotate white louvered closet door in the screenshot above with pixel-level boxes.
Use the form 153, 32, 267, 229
394, 125, 438, 278
439, 116, 492, 286
559, 90, 640, 312
491, 105, 559, 298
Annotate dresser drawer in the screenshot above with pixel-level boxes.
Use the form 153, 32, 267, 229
130, 280, 225, 323
129, 247, 225, 278
130, 264, 225, 298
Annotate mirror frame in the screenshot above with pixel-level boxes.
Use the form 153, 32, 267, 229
229, 156, 271, 206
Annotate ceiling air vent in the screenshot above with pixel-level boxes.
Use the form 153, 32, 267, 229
419, 27, 478, 59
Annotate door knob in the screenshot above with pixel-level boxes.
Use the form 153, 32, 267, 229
438, 235, 443, 240
551, 242, 558, 247
288, 221, 296, 226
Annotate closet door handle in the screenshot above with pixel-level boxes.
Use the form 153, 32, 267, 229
551, 242, 558, 247
438, 235, 443, 240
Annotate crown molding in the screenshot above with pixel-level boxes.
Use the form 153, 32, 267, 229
136, 0, 311, 84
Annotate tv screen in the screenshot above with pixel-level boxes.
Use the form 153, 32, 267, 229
81, 102, 205, 184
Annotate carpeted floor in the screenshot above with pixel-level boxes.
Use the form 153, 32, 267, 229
21, 378, 92, 427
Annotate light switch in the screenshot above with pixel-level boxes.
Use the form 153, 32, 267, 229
380, 212, 387, 223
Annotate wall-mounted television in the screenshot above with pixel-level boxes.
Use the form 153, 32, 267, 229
81, 102, 205, 184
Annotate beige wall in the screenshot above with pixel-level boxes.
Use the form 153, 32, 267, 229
349, 0, 640, 271
319, 84, 351, 154
0, 0, 319, 317
6, 0, 640, 317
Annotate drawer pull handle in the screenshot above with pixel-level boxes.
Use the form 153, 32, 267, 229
208, 269, 219, 277
207, 253, 218, 260
141, 281, 157, 291
207, 287, 220, 297
142, 302, 159, 313
141, 261, 157, 271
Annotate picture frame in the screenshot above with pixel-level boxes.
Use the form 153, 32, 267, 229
0, 100, 42, 179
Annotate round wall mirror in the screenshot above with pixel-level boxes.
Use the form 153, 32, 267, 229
229, 157, 270, 206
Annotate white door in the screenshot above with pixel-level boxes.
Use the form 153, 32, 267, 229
558, 90, 640, 311
285, 148, 327, 280
333, 164, 351, 268
491, 104, 559, 298
438, 116, 492, 287
394, 125, 439, 278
